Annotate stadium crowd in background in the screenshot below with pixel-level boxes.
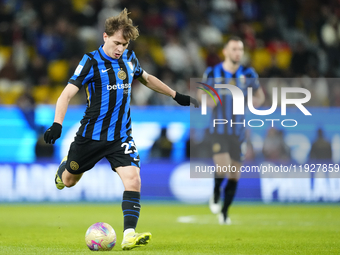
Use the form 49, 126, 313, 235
1, 0, 340, 107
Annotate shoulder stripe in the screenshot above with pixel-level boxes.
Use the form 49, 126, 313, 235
86, 52, 94, 59
70, 57, 92, 88
127, 50, 133, 60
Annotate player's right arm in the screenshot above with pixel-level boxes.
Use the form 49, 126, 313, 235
44, 54, 93, 144
54, 84, 79, 125
44, 84, 79, 144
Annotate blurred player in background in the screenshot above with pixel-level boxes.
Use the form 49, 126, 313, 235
200, 36, 265, 224
44, 9, 198, 250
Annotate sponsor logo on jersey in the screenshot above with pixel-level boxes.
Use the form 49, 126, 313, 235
106, 83, 131, 90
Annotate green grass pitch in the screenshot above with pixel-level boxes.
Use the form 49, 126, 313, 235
0, 203, 339, 254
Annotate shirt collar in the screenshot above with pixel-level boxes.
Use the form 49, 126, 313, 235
99, 45, 118, 61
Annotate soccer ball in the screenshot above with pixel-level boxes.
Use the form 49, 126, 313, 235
85, 222, 116, 251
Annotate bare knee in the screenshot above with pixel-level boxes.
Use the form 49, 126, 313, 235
63, 178, 77, 188
62, 171, 82, 187
116, 166, 141, 192
125, 175, 141, 191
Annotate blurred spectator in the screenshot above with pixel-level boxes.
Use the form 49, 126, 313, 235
0, 55, 19, 81
240, 23, 256, 50
162, 0, 187, 36
143, 6, 164, 37
198, 19, 223, 46
261, 15, 282, 44
26, 55, 48, 86
320, 15, 340, 75
208, 10, 233, 33
309, 128, 332, 160
186, 40, 205, 76
262, 128, 290, 161
205, 44, 221, 67
0, 3, 14, 46
15, 1, 37, 29
40, 1, 57, 25
209, 0, 237, 33
59, 21, 85, 59
36, 25, 63, 61
163, 36, 191, 76
150, 127, 173, 158
211, 0, 237, 13
240, 0, 259, 21
290, 41, 317, 77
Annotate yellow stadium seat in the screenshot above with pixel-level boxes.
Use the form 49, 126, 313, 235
0, 46, 13, 62
251, 48, 272, 73
71, 0, 91, 12
32, 85, 51, 104
48, 60, 69, 83
275, 49, 292, 70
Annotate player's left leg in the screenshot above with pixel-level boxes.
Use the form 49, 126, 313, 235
220, 160, 241, 225
209, 134, 232, 214
116, 165, 151, 250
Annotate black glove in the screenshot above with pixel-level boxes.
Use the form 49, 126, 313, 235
44, 122, 62, 144
173, 92, 199, 108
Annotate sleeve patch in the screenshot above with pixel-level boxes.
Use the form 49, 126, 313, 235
127, 61, 134, 71
74, 65, 83, 75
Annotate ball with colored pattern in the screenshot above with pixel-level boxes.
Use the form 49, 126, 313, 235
85, 222, 116, 251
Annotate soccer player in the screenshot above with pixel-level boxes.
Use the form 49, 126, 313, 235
44, 9, 198, 250
200, 36, 265, 224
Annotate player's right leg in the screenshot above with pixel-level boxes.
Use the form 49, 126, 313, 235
55, 135, 104, 190
210, 152, 231, 215
55, 156, 83, 189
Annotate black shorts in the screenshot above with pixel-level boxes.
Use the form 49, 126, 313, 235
211, 134, 244, 162
65, 135, 140, 174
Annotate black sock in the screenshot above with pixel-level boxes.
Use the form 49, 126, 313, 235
222, 179, 238, 218
122, 191, 141, 231
213, 177, 224, 203
57, 161, 67, 182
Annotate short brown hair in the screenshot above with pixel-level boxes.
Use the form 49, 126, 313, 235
105, 8, 139, 41
225, 36, 242, 46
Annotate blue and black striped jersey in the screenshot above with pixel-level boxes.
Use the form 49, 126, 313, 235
203, 63, 260, 141
69, 45, 143, 141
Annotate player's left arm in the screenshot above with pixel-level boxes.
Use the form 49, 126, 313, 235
252, 86, 265, 108
137, 70, 198, 107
